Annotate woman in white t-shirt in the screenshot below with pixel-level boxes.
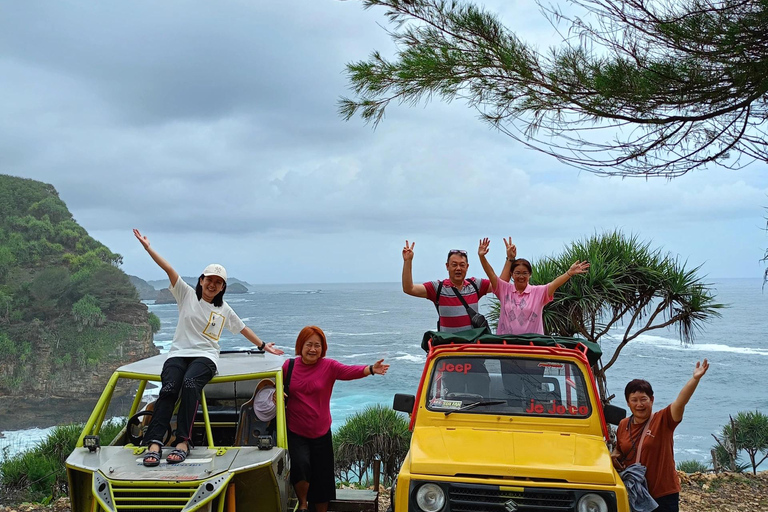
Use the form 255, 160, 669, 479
133, 229, 284, 467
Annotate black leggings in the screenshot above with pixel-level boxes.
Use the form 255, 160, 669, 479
142, 357, 216, 447
287, 429, 336, 504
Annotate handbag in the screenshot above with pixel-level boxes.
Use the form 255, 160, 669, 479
450, 283, 490, 330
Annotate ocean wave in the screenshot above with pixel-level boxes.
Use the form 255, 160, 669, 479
390, 353, 425, 363
328, 332, 400, 337
349, 309, 390, 316
605, 332, 768, 356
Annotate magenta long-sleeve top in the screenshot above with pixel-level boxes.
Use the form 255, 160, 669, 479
282, 356, 368, 439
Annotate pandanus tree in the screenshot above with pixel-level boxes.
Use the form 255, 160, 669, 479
487, 231, 724, 402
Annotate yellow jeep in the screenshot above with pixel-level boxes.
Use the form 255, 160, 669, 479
391, 329, 628, 512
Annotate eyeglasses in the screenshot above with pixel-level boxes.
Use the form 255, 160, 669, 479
448, 249, 467, 256
512, 271, 531, 277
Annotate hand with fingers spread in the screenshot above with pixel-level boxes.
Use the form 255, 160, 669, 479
478, 237, 490, 257
402, 240, 415, 261
371, 358, 390, 376
503, 237, 517, 261
566, 260, 590, 277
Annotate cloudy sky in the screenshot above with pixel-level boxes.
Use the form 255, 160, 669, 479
1, 0, 765, 284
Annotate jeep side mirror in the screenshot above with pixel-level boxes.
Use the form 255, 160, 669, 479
393, 393, 415, 414
603, 404, 627, 426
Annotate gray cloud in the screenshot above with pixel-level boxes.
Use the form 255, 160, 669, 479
1, 0, 766, 283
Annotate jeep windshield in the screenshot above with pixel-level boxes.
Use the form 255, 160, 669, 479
425, 355, 592, 418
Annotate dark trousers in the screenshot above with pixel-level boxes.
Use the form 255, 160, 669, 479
653, 493, 679, 512
287, 429, 336, 504
142, 356, 216, 447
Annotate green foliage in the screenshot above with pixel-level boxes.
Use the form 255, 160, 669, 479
71, 294, 106, 331
54, 321, 136, 368
0, 418, 125, 503
677, 459, 709, 473
713, 411, 768, 475
148, 312, 161, 334
334, 404, 411, 487
0, 175, 148, 393
342, 0, 768, 177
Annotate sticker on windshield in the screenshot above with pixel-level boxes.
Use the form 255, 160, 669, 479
430, 398, 462, 409
537, 362, 564, 369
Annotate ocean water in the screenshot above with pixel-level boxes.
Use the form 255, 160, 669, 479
2, 278, 766, 467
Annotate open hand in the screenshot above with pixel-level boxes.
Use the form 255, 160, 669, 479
503, 237, 517, 261
478, 238, 490, 257
567, 260, 590, 276
133, 229, 150, 250
693, 359, 709, 380
372, 359, 390, 375
402, 240, 415, 262
264, 343, 285, 356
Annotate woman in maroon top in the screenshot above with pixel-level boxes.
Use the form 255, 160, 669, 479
283, 326, 390, 512
612, 360, 709, 512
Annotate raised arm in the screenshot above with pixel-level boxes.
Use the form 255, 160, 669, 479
240, 326, 285, 355
477, 238, 498, 292
498, 237, 517, 282
402, 240, 428, 298
670, 359, 709, 422
546, 260, 590, 297
133, 229, 180, 287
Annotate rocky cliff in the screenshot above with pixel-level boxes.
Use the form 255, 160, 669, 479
0, 174, 159, 401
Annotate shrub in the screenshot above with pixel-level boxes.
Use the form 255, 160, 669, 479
677, 459, 709, 473
71, 294, 106, 331
334, 404, 411, 487
0, 418, 125, 503
148, 312, 161, 334
712, 411, 768, 474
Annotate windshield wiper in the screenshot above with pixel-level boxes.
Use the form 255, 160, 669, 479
445, 400, 505, 416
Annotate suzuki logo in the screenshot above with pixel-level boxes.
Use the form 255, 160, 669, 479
504, 499, 519, 512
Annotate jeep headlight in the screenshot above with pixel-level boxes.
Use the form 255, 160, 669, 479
415, 483, 445, 512
576, 493, 607, 512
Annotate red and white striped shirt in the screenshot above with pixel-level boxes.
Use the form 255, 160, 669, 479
424, 277, 491, 332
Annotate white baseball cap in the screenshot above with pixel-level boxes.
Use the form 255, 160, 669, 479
202, 263, 227, 282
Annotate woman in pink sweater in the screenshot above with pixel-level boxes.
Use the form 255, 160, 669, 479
282, 326, 389, 512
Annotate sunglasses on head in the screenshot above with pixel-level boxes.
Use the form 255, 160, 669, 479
448, 249, 467, 256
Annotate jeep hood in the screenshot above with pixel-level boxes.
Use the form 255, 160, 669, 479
66, 446, 284, 481
408, 427, 617, 485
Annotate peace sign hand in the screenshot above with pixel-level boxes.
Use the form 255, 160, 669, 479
403, 240, 415, 261
503, 237, 517, 261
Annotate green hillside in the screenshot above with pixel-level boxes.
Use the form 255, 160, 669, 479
0, 175, 159, 397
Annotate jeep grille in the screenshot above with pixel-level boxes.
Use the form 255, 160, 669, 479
108, 481, 200, 512
448, 483, 574, 512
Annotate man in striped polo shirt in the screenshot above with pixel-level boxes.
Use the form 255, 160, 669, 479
401, 241, 494, 332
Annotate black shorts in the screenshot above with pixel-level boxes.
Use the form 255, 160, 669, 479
287, 429, 336, 504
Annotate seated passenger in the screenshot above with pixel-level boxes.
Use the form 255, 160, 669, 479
477, 237, 589, 335
133, 229, 285, 467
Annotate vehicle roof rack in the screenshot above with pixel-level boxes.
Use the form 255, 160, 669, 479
421, 328, 602, 365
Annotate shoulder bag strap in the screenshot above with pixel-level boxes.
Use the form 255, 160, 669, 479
450, 285, 480, 317
434, 281, 444, 331
634, 412, 655, 464
284, 358, 295, 400
467, 277, 480, 295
